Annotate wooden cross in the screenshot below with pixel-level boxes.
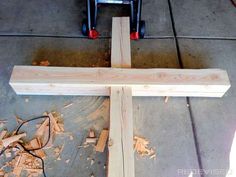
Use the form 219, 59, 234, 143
9, 17, 230, 177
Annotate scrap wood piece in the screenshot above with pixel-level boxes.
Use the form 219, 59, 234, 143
134, 136, 156, 158
29, 138, 46, 159
4, 149, 11, 158
0, 169, 5, 175
25, 168, 42, 173
54, 144, 64, 158
48, 113, 61, 133
39, 60, 50, 66
1, 133, 26, 148
32, 60, 50, 66
89, 129, 95, 138
12, 166, 22, 176
9, 152, 42, 177
35, 111, 63, 149
35, 118, 49, 137
95, 129, 109, 152
36, 112, 63, 138
164, 96, 169, 103
17, 153, 42, 169
63, 102, 73, 109
0, 130, 8, 140
0, 120, 7, 128
85, 137, 97, 144
41, 125, 54, 149
84, 129, 97, 145
0, 119, 7, 123
15, 115, 24, 125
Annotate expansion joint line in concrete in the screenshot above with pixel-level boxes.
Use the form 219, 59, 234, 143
167, 0, 204, 176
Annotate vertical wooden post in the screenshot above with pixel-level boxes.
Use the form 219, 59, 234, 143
108, 17, 135, 177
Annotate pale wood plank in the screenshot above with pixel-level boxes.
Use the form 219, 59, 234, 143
111, 17, 131, 68
108, 17, 135, 177
109, 87, 134, 177
10, 66, 230, 97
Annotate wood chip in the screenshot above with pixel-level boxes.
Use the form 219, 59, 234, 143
0, 130, 8, 140
48, 113, 61, 132
12, 166, 22, 176
134, 136, 156, 158
89, 129, 95, 138
90, 159, 95, 166
164, 96, 169, 103
5, 149, 11, 158
0, 169, 5, 175
95, 129, 109, 152
42, 125, 54, 149
0, 111, 65, 176
149, 154, 156, 159
29, 138, 46, 159
58, 123, 64, 132
69, 135, 74, 140
63, 102, 73, 109
2, 133, 26, 148
85, 137, 97, 144
0, 120, 7, 128
15, 115, 24, 125
39, 60, 50, 66
35, 118, 49, 137
54, 144, 64, 158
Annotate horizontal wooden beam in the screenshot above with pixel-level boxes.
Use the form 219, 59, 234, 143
9, 66, 230, 97
108, 17, 134, 177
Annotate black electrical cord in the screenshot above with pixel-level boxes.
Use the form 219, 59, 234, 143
231, 0, 236, 7
0, 115, 51, 177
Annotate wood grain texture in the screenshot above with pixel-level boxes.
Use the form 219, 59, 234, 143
111, 17, 131, 68
10, 66, 230, 97
108, 17, 135, 177
109, 87, 134, 177
95, 129, 109, 152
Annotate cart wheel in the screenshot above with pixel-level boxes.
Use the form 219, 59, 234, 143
139, 20, 145, 39
82, 19, 88, 36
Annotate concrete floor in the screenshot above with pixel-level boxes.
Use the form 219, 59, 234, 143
0, 0, 236, 177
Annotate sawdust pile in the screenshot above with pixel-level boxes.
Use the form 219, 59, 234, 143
0, 111, 64, 176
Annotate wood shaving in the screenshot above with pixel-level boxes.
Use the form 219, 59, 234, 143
164, 96, 169, 103
0, 111, 65, 176
54, 144, 64, 158
0, 120, 7, 128
39, 60, 50, 66
90, 159, 95, 166
15, 115, 24, 125
32, 60, 50, 66
63, 102, 73, 109
69, 135, 74, 140
133, 136, 156, 159
0, 130, 8, 140
89, 129, 95, 138
83, 129, 97, 145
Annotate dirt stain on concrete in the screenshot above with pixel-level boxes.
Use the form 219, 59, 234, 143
32, 47, 110, 67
